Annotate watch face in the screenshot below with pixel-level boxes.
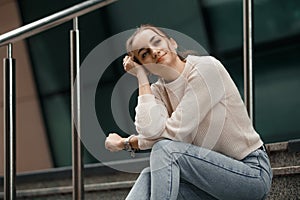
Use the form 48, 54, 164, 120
124, 135, 135, 151
124, 139, 132, 151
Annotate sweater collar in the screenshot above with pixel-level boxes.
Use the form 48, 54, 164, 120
159, 55, 193, 86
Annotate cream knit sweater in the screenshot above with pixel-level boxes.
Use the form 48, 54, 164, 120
135, 55, 263, 160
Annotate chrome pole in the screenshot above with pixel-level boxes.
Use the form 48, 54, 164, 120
243, 0, 254, 122
3, 43, 16, 200
70, 17, 84, 200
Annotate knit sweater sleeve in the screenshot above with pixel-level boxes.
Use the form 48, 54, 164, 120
134, 93, 168, 135
136, 56, 226, 149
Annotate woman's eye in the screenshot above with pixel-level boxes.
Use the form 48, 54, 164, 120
142, 51, 149, 59
154, 39, 161, 45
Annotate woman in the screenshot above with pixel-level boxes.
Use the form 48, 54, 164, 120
105, 24, 272, 200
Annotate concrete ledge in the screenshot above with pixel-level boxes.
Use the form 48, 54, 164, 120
266, 141, 300, 167
0, 157, 148, 189
265, 139, 300, 153
0, 180, 135, 199
266, 142, 288, 152
272, 166, 300, 176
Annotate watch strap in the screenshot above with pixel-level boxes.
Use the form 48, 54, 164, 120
124, 135, 135, 155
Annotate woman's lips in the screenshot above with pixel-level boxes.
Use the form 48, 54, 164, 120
157, 54, 166, 63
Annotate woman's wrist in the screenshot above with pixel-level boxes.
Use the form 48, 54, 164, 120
136, 72, 151, 96
123, 135, 135, 151
120, 138, 126, 149
123, 135, 138, 158
129, 136, 139, 149
137, 70, 149, 84
122, 135, 139, 150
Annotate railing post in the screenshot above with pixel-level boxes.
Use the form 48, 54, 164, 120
3, 43, 16, 200
243, 0, 254, 123
70, 17, 84, 200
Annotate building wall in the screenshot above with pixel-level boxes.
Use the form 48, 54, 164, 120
0, 0, 53, 175
0, 0, 299, 170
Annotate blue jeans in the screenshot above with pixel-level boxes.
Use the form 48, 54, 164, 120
126, 140, 272, 200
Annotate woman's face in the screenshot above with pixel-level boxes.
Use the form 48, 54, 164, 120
130, 29, 178, 75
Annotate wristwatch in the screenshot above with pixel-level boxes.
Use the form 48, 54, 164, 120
124, 135, 136, 157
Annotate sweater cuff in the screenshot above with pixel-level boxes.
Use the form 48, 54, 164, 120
138, 94, 156, 104
137, 135, 156, 150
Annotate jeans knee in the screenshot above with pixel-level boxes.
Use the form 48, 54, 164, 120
152, 139, 171, 151
150, 140, 173, 169
140, 167, 150, 174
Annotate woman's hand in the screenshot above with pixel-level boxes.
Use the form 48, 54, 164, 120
105, 133, 125, 152
123, 55, 148, 77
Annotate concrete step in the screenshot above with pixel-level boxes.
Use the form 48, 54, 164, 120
266, 166, 300, 200
12, 181, 135, 200
266, 140, 300, 167
0, 158, 143, 199
1, 170, 299, 200
265, 140, 300, 199
0, 141, 299, 199
20, 172, 300, 200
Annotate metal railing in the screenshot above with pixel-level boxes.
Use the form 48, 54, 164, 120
0, 0, 253, 199
3, 43, 16, 200
0, 0, 117, 47
0, 0, 117, 200
243, 0, 254, 123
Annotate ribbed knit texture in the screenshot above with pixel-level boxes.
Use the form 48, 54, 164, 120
135, 55, 263, 160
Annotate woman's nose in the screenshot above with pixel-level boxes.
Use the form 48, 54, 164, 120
151, 48, 161, 58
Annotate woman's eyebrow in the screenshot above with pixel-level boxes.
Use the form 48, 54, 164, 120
137, 35, 158, 56
138, 48, 146, 56
149, 35, 157, 43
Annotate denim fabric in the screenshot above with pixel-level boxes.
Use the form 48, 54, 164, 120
126, 140, 272, 200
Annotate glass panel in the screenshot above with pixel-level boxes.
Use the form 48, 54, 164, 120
18, 0, 300, 167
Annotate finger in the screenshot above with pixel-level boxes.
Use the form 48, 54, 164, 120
124, 61, 131, 70
123, 59, 130, 68
106, 145, 115, 152
107, 146, 116, 152
123, 57, 128, 66
124, 56, 131, 63
104, 139, 109, 150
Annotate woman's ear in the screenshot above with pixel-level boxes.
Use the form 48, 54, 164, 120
170, 38, 178, 50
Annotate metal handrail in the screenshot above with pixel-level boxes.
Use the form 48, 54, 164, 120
0, 0, 117, 47
1, 0, 118, 199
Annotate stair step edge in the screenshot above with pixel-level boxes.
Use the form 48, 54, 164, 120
1, 166, 300, 199
0, 180, 135, 198
272, 165, 300, 176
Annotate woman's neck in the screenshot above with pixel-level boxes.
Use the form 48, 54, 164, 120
161, 56, 186, 82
